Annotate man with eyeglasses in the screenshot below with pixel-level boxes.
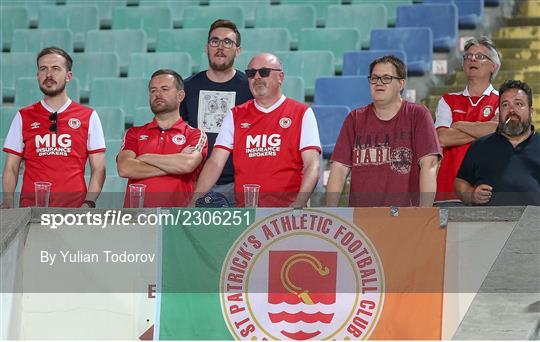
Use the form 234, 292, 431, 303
327, 55, 441, 207
191, 53, 321, 207
434, 37, 501, 205
1, 47, 106, 208
180, 19, 253, 206
455, 80, 539, 206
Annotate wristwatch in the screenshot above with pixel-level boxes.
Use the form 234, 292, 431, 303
83, 200, 96, 208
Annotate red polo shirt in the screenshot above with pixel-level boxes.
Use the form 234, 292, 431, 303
121, 117, 208, 207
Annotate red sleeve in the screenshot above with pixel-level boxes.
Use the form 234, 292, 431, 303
187, 129, 208, 160
330, 111, 356, 167
121, 128, 138, 154
414, 105, 442, 163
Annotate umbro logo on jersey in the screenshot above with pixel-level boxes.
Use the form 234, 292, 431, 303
31, 122, 40, 129
68, 118, 81, 129
139, 135, 149, 141
452, 109, 467, 114
240, 122, 251, 129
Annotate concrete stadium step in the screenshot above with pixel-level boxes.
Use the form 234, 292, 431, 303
499, 48, 540, 60
450, 70, 540, 85
499, 59, 540, 71
493, 38, 540, 49
504, 16, 540, 26
494, 26, 540, 39
518, 1, 540, 17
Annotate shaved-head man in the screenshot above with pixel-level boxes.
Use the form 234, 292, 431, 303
191, 53, 321, 207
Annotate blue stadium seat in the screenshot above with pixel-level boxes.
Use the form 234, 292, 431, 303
350, 0, 412, 26
254, 5, 316, 49
485, 0, 500, 6
1, 52, 35, 99
370, 28, 432, 76
282, 76, 305, 103
2, 0, 55, 28
85, 30, 147, 74
298, 28, 361, 73
242, 28, 291, 52
275, 50, 335, 97
138, 0, 199, 28
89, 78, 148, 125
209, 0, 271, 27
112, 7, 173, 51
129, 52, 192, 79
0, 106, 18, 139
92, 107, 126, 140
423, 0, 483, 29
72, 52, 120, 99
11, 29, 74, 53
326, 4, 387, 49
38, 5, 99, 50
314, 76, 371, 110
182, 6, 245, 29
66, 0, 127, 28
1, 6, 29, 51
156, 29, 207, 73
311, 105, 350, 158
133, 106, 153, 127
396, 4, 458, 52
343, 50, 407, 76
15, 77, 81, 107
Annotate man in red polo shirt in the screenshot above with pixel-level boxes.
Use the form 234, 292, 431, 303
190, 53, 321, 207
2, 47, 106, 208
435, 37, 501, 205
117, 69, 208, 207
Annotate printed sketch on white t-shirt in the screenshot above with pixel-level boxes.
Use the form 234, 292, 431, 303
197, 90, 236, 133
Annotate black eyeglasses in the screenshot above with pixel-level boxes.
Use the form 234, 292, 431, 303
367, 75, 403, 85
208, 37, 238, 49
245, 68, 282, 78
49, 112, 57, 133
463, 52, 492, 62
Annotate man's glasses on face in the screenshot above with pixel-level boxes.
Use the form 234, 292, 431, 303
463, 52, 492, 62
49, 112, 57, 133
208, 37, 238, 49
245, 67, 282, 78
367, 75, 403, 85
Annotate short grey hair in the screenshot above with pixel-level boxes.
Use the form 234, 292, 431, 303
464, 36, 501, 81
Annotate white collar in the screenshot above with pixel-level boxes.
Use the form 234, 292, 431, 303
40, 98, 72, 113
463, 84, 495, 97
254, 95, 286, 113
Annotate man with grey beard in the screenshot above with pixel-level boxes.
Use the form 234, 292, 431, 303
180, 19, 253, 206
455, 80, 540, 205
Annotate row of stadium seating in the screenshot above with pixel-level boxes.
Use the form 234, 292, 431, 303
2, 1, 495, 57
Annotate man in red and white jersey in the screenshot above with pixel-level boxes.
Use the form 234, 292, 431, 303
191, 53, 321, 207
1, 47, 106, 208
435, 37, 501, 205
117, 69, 208, 208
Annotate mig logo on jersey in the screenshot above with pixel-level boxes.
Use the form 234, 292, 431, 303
245, 134, 281, 158
35, 134, 72, 156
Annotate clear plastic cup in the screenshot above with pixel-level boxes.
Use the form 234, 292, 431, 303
243, 184, 260, 208
34, 181, 52, 207
129, 184, 147, 208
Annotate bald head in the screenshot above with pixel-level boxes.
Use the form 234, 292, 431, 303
248, 52, 283, 70
246, 52, 284, 104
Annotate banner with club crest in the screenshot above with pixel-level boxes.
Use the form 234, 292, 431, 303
155, 207, 446, 340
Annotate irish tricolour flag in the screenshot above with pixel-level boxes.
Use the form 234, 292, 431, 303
155, 208, 446, 340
